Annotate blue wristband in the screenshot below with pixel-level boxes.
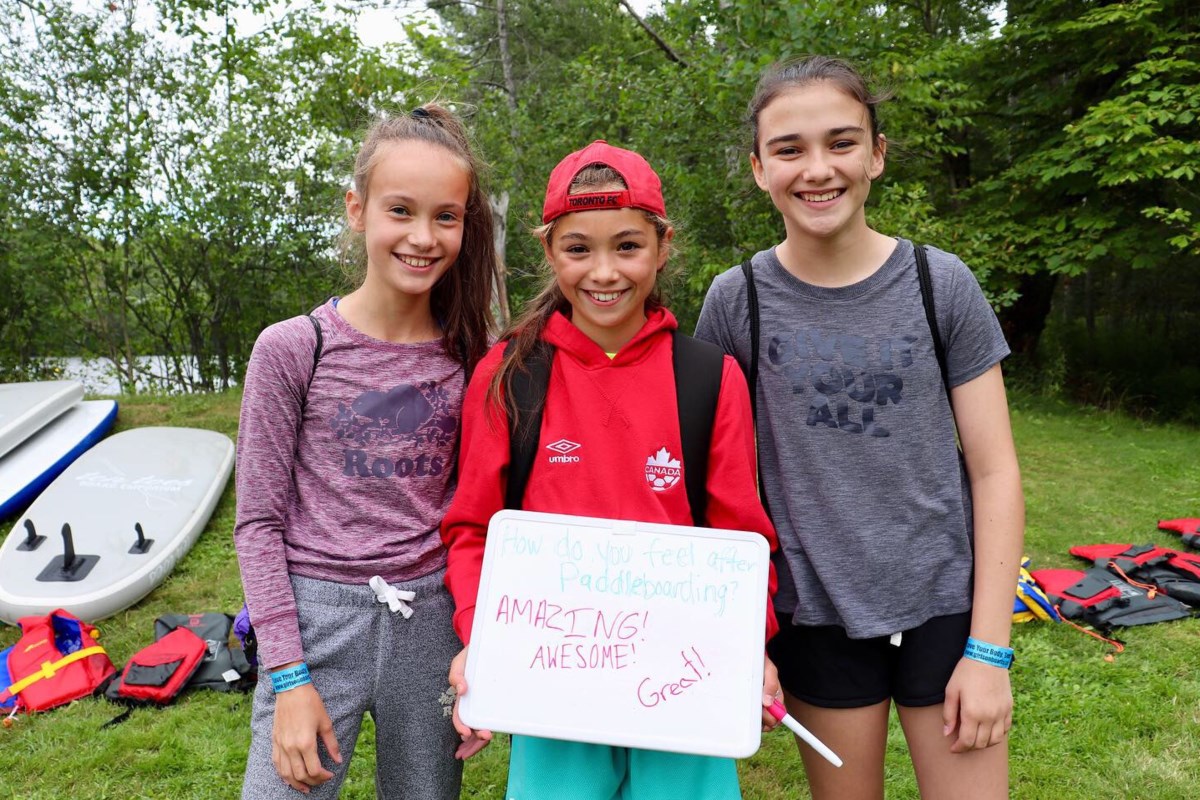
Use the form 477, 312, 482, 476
270, 663, 312, 693
964, 637, 1014, 669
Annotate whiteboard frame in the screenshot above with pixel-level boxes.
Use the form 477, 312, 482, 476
460, 509, 769, 758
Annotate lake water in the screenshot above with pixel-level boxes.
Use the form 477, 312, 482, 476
47, 355, 228, 395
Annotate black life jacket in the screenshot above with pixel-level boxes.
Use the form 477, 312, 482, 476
1070, 543, 1200, 608
1032, 567, 1192, 633
153, 613, 255, 691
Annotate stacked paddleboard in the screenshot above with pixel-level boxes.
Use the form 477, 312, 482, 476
0, 399, 119, 520
0, 426, 234, 623
0, 380, 122, 520
0, 380, 86, 460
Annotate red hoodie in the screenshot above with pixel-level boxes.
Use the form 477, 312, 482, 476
441, 307, 779, 644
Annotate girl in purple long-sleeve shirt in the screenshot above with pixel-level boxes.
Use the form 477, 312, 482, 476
234, 104, 499, 798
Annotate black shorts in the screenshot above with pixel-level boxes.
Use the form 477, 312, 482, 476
767, 611, 971, 709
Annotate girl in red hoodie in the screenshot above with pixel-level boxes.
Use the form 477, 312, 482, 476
440, 141, 780, 799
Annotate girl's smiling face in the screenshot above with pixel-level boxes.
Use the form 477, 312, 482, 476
543, 202, 673, 353
750, 81, 886, 245
345, 140, 470, 304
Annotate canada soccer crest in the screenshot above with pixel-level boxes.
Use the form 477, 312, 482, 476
645, 446, 681, 492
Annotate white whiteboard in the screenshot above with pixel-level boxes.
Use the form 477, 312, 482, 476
459, 509, 770, 758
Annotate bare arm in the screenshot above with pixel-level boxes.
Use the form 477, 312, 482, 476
942, 363, 1024, 752
955, 364, 1024, 651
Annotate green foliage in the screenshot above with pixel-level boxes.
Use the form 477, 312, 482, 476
0, 0, 417, 389
1, 0, 1197, 414
416, 0, 1017, 330
1021, 305, 1200, 425
968, 0, 1198, 278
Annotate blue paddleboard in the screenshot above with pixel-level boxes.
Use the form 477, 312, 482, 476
0, 400, 119, 520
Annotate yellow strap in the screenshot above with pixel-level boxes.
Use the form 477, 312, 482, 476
5, 646, 108, 696
1016, 583, 1056, 621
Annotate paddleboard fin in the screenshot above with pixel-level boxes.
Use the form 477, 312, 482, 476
16, 520, 45, 552
62, 523, 76, 568
128, 522, 154, 555
35, 523, 100, 583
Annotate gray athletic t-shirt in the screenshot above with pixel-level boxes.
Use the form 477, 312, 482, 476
695, 239, 1010, 639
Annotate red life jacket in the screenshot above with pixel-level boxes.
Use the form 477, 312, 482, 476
1069, 543, 1200, 608
1032, 567, 1192, 632
0, 610, 115, 713
107, 626, 207, 706
1158, 518, 1200, 549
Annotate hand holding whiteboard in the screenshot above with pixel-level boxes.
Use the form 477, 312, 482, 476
459, 509, 770, 758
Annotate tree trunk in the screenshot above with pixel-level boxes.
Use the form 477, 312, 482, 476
998, 272, 1059, 359
489, 190, 511, 326
495, 0, 518, 112
1084, 268, 1094, 339
493, 1, 517, 328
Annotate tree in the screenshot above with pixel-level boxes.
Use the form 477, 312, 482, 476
966, 0, 1199, 356
0, 0, 421, 388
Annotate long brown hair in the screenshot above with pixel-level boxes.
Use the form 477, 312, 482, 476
488, 164, 674, 426
342, 103, 499, 370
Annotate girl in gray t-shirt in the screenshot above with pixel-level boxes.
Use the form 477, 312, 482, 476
696, 56, 1023, 800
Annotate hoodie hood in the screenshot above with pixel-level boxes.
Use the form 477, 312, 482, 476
542, 306, 678, 368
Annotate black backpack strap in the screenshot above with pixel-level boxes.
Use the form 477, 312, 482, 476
739, 257, 772, 513
914, 246, 951, 404
671, 331, 725, 527
458, 338, 472, 385
504, 339, 554, 510
447, 337, 472, 488
306, 315, 323, 383
503, 333, 724, 526
301, 298, 329, 412
740, 258, 759, 423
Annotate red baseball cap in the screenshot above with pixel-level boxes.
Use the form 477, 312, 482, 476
541, 140, 666, 224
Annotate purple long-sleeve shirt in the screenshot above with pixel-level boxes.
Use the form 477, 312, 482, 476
234, 300, 463, 668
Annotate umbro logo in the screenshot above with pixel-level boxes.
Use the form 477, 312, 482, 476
546, 439, 581, 463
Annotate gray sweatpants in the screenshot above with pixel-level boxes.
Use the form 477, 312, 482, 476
242, 570, 463, 800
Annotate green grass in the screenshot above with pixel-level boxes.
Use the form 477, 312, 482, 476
2, 389, 1199, 798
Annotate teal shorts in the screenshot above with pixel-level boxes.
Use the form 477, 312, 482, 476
506, 734, 741, 800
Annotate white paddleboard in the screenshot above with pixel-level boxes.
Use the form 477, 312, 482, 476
0, 381, 85, 460
0, 400, 119, 520
0, 427, 234, 623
